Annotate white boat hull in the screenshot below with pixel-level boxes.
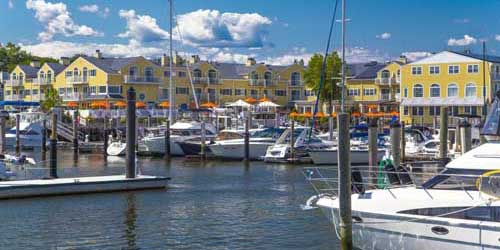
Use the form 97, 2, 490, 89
142, 136, 185, 156
107, 142, 126, 156
309, 149, 386, 165
209, 142, 271, 160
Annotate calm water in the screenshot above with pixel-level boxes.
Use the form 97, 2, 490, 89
0, 150, 338, 250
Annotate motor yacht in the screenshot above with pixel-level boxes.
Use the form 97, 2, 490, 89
5, 111, 44, 149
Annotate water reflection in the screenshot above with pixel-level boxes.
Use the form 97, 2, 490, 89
124, 193, 138, 250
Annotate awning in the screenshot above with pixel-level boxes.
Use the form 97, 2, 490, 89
86, 94, 124, 100
0, 101, 40, 107
401, 97, 484, 107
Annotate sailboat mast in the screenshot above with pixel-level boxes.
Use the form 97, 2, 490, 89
340, 0, 346, 112
168, 0, 175, 122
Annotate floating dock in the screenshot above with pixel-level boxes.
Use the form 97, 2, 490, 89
0, 175, 169, 199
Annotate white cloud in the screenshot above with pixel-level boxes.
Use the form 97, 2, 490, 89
401, 51, 433, 62
341, 47, 389, 63
79, 4, 98, 13
26, 0, 102, 41
118, 9, 169, 45
174, 9, 272, 48
495, 35, 500, 42
376, 32, 391, 40
448, 34, 477, 46
8, 0, 13, 9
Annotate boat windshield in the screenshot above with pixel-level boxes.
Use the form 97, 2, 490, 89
482, 97, 500, 136
422, 168, 490, 190
251, 128, 285, 139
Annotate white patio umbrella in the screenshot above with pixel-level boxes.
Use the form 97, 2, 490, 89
257, 101, 280, 107
227, 99, 252, 107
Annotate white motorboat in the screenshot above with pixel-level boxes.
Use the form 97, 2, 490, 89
5, 112, 44, 149
307, 95, 500, 250
106, 141, 126, 156
208, 128, 285, 160
141, 120, 217, 156
264, 127, 333, 162
309, 146, 386, 165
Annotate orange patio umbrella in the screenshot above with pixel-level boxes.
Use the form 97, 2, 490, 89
136, 101, 146, 109
158, 101, 170, 108
351, 111, 361, 117
389, 110, 400, 116
259, 96, 271, 102
67, 101, 78, 108
302, 111, 313, 118
200, 102, 217, 108
289, 111, 299, 118
114, 100, 126, 108
244, 97, 257, 103
314, 111, 326, 118
330, 112, 337, 118
90, 101, 110, 109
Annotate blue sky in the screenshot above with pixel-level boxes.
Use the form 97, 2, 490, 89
2, 0, 500, 65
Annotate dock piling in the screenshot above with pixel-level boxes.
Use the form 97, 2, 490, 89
460, 120, 472, 154
244, 113, 250, 162
73, 111, 79, 158
0, 115, 6, 154
15, 114, 20, 155
439, 107, 449, 165
50, 113, 58, 178
42, 119, 47, 154
337, 112, 352, 250
165, 120, 171, 158
290, 119, 295, 160
401, 121, 406, 163
328, 116, 334, 141
390, 121, 402, 168
200, 121, 206, 159
126, 87, 137, 179
368, 118, 378, 188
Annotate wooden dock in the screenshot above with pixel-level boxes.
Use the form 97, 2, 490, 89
0, 175, 169, 199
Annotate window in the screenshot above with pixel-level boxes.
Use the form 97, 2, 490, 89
411, 66, 422, 75
250, 89, 258, 96
380, 70, 390, 78
467, 64, 479, 73
364, 88, 376, 96
39, 71, 45, 79
89, 69, 96, 77
73, 68, 79, 76
471, 106, 478, 116
11, 73, 16, 79
412, 107, 424, 116
448, 65, 459, 74
413, 84, 423, 97
65, 71, 73, 77
429, 66, 440, 75
5, 91, 10, 96
403, 88, 408, 98
451, 106, 459, 116
291, 72, 301, 85
275, 89, 286, 96
430, 84, 440, 97
448, 83, 458, 97
164, 71, 170, 77
178, 71, 187, 77
66, 87, 72, 94
58, 88, 65, 95
220, 89, 232, 96
176, 87, 189, 95
429, 106, 441, 116
108, 86, 121, 94
47, 71, 52, 82
403, 106, 409, 116
25, 90, 31, 96
304, 90, 315, 97
98, 86, 106, 94
464, 106, 471, 114
291, 90, 301, 100
129, 66, 137, 76
398, 207, 495, 222
348, 89, 360, 96
235, 89, 246, 96
33, 89, 38, 95
465, 83, 476, 97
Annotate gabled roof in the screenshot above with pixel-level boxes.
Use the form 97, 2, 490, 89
450, 51, 500, 63
189, 61, 299, 79
81, 56, 145, 73
350, 62, 386, 80
409, 51, 482, 65
46, 62, 66, 75
17, 65, 39, 78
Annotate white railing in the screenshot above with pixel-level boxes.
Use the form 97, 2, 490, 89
4, 95, 22, 101
33, 78, 53, 85
124, 75, 161, 84
61, 93, 84, 101
289, 80, 303, 86
376, 77, 397, 85
380, 93, 391, 100
66, 76, 89, 84
5, 79, 23, 87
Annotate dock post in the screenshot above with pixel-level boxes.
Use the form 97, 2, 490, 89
455, 120, 461, 153
126, 87, 137, 179
73, 111, 79, 158
165, 120, 171, 158
15, 114, 20, 155
103, 116, 108, 157
50, 113, 58, 178
460, 120, 472, 154
244, 113, 250, 162
290, 119, 295, 160
337, 112, 352, 250
368, 118, 378, 188
328, 115, 334, 141
200, 121, 206, 159
439, 107, 449, 165
390, 121, 401, 168
401, 121, 406, 163
0, 115, 6, 154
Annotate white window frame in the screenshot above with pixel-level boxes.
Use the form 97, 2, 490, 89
235, 89, 246, 96
348, 88, 360, 96
447, 83, 459, 97
448, 65, 460, 74
411, 66, 422, 75
363, 88, 376, 96
429, 65, 440, 75
413, 84, 424, 98
465, 83, 477, 97
467, 64, 479, 74
430, 84, 440, 98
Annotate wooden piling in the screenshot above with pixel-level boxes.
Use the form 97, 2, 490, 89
290, 119, 295, 160
42, 119, 47, 153
200, 121, 206, 159
73, 111, 79, 157
165, 120, 171, 158
460, 120, 472, 154
439, 107, 449, 165
390, 121, 401, 168
15, 114, 20, 155
244, 113, 250, 161
0, 115, 6, 154
337, 112, 352, 250
401, 121, 406, 163
50, 113, 58, 178
368, 118, 378, 188
328, 116, 334, 141
126, 87, 137, 179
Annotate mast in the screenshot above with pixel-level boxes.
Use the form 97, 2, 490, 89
168, 0, 175, 122
483, 41, 487, 117
340, 0, 346, 112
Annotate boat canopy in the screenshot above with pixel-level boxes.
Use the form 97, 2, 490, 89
0, 101, 40, 107
445, 142, 500, 170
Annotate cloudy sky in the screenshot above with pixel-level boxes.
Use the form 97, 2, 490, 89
1, 0, 500, 65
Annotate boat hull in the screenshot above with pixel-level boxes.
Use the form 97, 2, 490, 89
177, 141, 212, 156
209, 142, 271, 160
5, 135, 42, 149
106, 142, 126, 156
142, 136, 185, 156
309, 149, 385, 165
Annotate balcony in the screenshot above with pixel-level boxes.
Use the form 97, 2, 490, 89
124, 75, 161, 84
193, 77, 220, 85
492, 73, 500, 80
67, 76, 89, 85
380, 93, 392, 101
375, 77, 397, 85
33, 78, 53, 85
395, 93, 401, 101
248, 79, 274, 86
288, 80, 303, 86
61, 93, 85, 101
4, 95, 22, 101
5, 79, 23, 87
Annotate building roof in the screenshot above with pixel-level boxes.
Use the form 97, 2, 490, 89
190, 61, 295, 79
82, 56, 144, 73
451, 51, 500, 63
350, 62, 386, 80
18, 65, 39, 78
46, 62, 66, 75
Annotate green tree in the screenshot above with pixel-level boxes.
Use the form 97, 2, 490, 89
303, 52, 342, 112
41, 86, 61, 111
0, 42, 57, 72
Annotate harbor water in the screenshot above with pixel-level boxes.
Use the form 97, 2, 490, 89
0, 150, 338, 250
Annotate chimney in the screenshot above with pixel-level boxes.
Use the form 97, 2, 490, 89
190, 55, 200, 64
246, 57, 256, 66
464, 49, 472, 54
299, 59, 305, 66
161, 54, 170, 67
398, 55, 408, 64
30, 60, 41, 68
59, 57, 70, 66
94, 49, 102, 59
173, 52, 183, 65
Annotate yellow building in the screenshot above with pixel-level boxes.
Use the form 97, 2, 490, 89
5, 63, 40, 102
400, 51, 500, 125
